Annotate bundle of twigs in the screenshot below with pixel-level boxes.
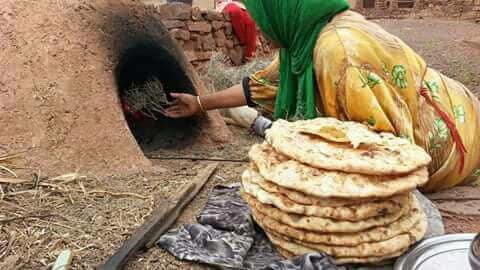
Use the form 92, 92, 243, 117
123, 78, 173, 120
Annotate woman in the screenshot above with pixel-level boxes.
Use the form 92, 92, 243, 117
216, 0, 257, 60
166, 0, 480, 192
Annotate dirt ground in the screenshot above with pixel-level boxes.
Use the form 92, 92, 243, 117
1, 19, 480, 270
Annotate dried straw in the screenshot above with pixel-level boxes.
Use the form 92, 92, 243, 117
123, 77, 173, 119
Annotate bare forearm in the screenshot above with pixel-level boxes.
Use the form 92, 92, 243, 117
200, 84, 247, 111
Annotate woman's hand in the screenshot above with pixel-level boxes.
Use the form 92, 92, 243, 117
165, 84, 248, 118
165, 93, 201, 118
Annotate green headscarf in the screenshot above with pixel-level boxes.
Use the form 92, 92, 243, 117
242, 0, 350, 120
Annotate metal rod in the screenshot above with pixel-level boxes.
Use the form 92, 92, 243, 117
146, 155, 248, 163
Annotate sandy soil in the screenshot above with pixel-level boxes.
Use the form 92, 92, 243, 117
1, 18, 480, 270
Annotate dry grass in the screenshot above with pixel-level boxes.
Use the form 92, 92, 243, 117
0, 171, 156, 269
0, 153, 22, 179
200, 52, 273, 92
123, 78, 172, 119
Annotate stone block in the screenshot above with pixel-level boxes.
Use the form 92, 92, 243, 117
201, 35, 216, 50
162, 20, 186, 29
185, 50, 212, 62
197, 51, 213, 61
195, 38, 203, 50
204, 10, 225, 21
191, 33, 200, 40
169, 29, 190, 40
187, 21, 212, 33
159, 3, 191, 20
213, 30, 226, 40
183, 40, 195, 51
461, 10, 478, 20
191, 6, 203, 20
215, 38, 226, 47
212, 21, 225, 31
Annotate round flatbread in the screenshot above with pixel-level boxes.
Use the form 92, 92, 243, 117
242, 169, 407, 221
241, 192, 411, 233
265, 216, 426, 259
265, 118, 431, 175
250, 195, 424, 246
275, 245, 403, 265
249, 163, 382, 207
249, 143, 429, 199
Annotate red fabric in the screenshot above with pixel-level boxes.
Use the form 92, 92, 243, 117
122, 98, 145, 120
420, 87, 467, 173
223, 3, 257, 58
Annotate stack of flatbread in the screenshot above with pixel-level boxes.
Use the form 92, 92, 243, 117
240, 118, 432, 265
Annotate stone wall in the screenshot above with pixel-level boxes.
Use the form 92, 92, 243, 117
354, 0, 480, 21
155, 3, 273, 67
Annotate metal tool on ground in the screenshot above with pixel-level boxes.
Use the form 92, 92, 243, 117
98, 163, 218, 270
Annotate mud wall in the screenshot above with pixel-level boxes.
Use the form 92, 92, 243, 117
354, 0, 480, 21
151, 3, 273, 66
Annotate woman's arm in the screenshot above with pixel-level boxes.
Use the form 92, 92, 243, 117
165, 84, 247, 118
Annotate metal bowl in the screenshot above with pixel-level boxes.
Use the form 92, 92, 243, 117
469, 233, 480, 269
394, 234, 476, 270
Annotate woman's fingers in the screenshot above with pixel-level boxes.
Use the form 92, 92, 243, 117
165, 105, 185, 118
170, 92, 182, 98
166, 107, 182, 114
165, 110, 182, 118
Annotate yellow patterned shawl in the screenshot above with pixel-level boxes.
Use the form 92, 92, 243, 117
248, 11, 480, 192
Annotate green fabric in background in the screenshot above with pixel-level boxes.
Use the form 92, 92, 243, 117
242, 0, 350, 120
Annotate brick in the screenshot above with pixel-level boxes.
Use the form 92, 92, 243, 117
197, 51, 213, 61
215, 38, 226, 47
461, 11, 478, 20
191, 33, 200, 40
195, 38, 203, 50
162, 20, 186, 29
201, 35, 216, 50
187, 21, 212, 33
214, 31, 227, 47
213, 30, 226, 40
183, 40, 195, 51
212, 21, 225, 31
159, 3, 191, 20
191, 6, 202, 20
204, 10, 225, 21
169, 29, 190, 41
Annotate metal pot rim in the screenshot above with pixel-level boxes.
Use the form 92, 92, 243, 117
469, 233, 480, 269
